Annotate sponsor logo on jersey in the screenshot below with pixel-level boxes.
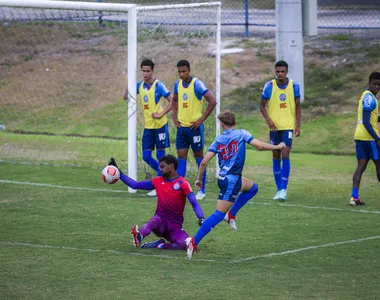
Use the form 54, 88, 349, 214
279, 93, 286, 101
173, 182, 180, 190
143, 95, 149, 103
183, 93, 188, 101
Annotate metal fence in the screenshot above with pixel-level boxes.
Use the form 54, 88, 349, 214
72, 0, 380, 38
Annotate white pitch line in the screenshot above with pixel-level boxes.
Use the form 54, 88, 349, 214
0, 180, 128, 193
0, 241, 218, 263
1, 179, 380, 214
230, 235, 380, 263
2, 236, 380, 264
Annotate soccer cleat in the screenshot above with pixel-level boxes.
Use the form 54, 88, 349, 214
141, 239, 165, 249
196, 191, 206, 201
273, 190, 282, 200
146, 189, 157, 197
185, 237, 199, 259
279, 189, 287, 201
224, 211, 237, 231
131, 224, 143, 247
349, 197, 365, 206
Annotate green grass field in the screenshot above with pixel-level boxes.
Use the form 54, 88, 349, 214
1, 151, 380, 300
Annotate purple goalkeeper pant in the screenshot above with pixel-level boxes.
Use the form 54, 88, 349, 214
139, 214, 188, 250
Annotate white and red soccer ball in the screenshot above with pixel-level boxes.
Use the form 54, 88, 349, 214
101, 165, 120, 184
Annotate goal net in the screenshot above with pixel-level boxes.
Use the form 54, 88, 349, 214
0, 1, 221, 182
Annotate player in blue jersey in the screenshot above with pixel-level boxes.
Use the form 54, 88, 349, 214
108, 155, 205, 250
260, 60, 301, 201
185, 110, 285, 259
123, 59, 173, 197
172, 60, 217, 201
350, 72, 380, 206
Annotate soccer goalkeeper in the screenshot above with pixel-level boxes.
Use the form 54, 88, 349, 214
108, 155, 204, 250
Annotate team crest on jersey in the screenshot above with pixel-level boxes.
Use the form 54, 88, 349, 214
143, 95, 149, 102
183, 93, 188, 101
279, 94, 286, 101
173, 182, 180, 190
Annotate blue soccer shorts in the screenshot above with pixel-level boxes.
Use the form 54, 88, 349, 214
355, 140, 379, 160
142, 123, 170, 150
270, 130, 293, 148
217, 174, 242, 202
176, 124, 204, 152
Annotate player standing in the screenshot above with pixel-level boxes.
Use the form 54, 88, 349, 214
172, 59, 216, 200
260, 60, 301, 201
108, 155, 205, 250
185, 110, 285, 259
123, 59, 173, 197
350, 71, 380, 206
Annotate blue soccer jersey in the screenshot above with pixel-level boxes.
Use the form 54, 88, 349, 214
208, 129, 254, 177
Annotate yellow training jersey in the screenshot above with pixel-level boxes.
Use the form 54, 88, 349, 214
139, 80, 167, 129
178, 77, 203, 127
267, 79, 296, 131
354, 90, 379, 141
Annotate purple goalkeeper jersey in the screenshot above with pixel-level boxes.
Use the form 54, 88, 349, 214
151, 175, 193, 225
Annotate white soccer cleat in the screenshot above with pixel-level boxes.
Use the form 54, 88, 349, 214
196, 191, 206, 200
224, 211, 237, 231
273, 190, 282, 200
146, 189, 157, 197
280, 189, 287, 201
185, 237, 199, 260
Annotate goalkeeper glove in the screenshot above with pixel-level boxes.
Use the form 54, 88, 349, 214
198, 218, 205, 226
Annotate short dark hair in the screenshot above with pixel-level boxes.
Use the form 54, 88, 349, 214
369, 72, 380, 82
275, 60, 288, 69
218, 110, 236, 126
141, 59, 154, 70
159, 154, 178, 170
177, 60, 190, 69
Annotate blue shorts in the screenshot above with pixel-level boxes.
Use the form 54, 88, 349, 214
217, 174, 242, 202
355, 140, 379, 160
142, 123, 170, 150
270, 130, 293, 148
176, 124, 204, 152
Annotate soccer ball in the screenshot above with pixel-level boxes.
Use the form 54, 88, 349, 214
101, 165, 120, 184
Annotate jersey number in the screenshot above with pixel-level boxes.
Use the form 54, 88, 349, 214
182, 103, 188, 108
218, 140, 238, 161
144, 104, 149, 110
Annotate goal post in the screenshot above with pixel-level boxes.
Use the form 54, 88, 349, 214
0, 1, 221, 190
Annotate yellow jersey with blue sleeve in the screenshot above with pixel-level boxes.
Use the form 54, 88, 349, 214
265, 79, 296, 130
354, 90, 379, 141
138, 79, 169, 129
176, 77, 207, 127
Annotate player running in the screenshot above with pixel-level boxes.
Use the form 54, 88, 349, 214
108, 155, 205, 250
185, 110, 285, 259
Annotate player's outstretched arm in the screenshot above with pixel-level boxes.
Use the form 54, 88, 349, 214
119, 173, 154, 191
194, 151, 215, 190
249, 139, 285, 151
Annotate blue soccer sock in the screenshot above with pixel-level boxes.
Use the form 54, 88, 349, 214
194, 210, 225, 245
351, 188, 359, 198
273, 159, 282, 191
142, 150, 159, 173
177, 158, 187, 177
156, 150, 166, 176
195, 157, 207, 193
229, 183, 258, 217
281, 158, 290, 190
